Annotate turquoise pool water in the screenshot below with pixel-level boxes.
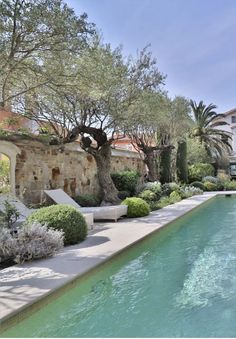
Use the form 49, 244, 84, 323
3, 196, 236, 337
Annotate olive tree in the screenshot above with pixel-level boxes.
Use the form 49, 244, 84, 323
157, 96, 192, 183
0, 0, 94, 109
24, 42, 165, 204
126, 91, 170, 181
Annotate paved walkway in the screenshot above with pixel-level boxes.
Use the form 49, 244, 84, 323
0, 192, 235, 331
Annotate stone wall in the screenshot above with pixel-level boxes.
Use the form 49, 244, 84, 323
2, 139, 145, 205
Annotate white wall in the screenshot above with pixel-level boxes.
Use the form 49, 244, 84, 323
215, 112, 236, 154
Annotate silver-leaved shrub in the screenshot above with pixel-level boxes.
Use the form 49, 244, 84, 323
0, 222, 64, 264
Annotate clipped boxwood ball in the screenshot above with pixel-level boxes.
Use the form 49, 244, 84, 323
203, 181, 218, 192
27, 204, 87, 245
121, 197, 150, 218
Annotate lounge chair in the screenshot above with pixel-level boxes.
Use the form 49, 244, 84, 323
0, 193, 94, 229
0, 193, 35, 222
44, 189, 128, 222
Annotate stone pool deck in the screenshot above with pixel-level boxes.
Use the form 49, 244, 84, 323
0, 191, 235, 331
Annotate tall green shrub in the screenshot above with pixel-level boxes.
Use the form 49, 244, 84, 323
188, 163, 215, 182
111, 170, 139, 195
176, 140, 188, 183
159, 148, 172, 184
0, 159, 10, 193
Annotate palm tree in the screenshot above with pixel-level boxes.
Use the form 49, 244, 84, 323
190, 100, 232, 158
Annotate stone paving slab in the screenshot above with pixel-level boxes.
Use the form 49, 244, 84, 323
0, 192, 235, 329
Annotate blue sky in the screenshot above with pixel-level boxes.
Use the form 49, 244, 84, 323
66, 0, 236, 113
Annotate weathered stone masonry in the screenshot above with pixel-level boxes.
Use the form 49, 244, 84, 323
0, 137, 145, 206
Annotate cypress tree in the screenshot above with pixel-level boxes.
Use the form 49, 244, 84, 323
176, 139, 188, 183
159, 147, 172, 184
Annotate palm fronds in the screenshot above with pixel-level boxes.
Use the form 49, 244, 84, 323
190, 100, 232, 158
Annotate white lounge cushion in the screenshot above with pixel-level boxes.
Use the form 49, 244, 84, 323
0, 193, 94, 229
44, 189, 127, 221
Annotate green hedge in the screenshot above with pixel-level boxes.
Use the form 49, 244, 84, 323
169, 191, 182, 203
176, 140, 188, 183
111, 170, 139, 195
27, 204, 87, 245
121, 197, 150, 217
223, 181, 236, 190
188, 163, 215, 182
190, 181, 206, 190
138, 189, 157, 203
140, 182, 162, 200
74, 194, 100, 207
162, 182, 181, 196
203, 181, 218, 191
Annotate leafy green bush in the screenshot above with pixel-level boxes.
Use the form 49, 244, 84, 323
217, 172, 230, 184
223, 181, 236, 190
180, 186, 204, 198
202, 176, 219, 184
0, 159, 10, 193
216, 182, 225, 191
121, 197, 150, 217
118, 190, 130, 200
149, 201, 162, 211
138, 189, 157, 203
188, 163, 215, 182
169, 191, 182, 203
162, 182, 180, 196
203, 181, 218, 191
190, 181, 206, 190
0, 200, 20, 229
217, 173, 231, 191
74, 194, 100, 207
153, 192, 183, 209
27, 205, 87, 245
111, 170, 139, 195
155, 197, 172, 209
140, 181, 162, 199
143, 181, 162, 194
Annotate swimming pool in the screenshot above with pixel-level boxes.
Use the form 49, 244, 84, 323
3, 196, 236, 337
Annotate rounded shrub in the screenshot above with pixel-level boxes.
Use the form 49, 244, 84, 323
188, 163, 215, 182
138, 189, 157, 203
74, 194, 100, 207
162, 182, 180, 196
27, 204, 87, 245
111, 170, 139, 195
181, 186, 204, 198
202, 176, 219, 184
190, 181, 206, 190
224, 180, 236, 190
121, 197, 150, 218
203, 181, 218, 191
156, 196, 172, 209
169, 191, 182, 203
142, 181, 162, 194
149, 201, 162, 211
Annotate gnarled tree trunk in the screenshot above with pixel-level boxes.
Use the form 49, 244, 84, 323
93, 144, 120, 205
67, 126, 120, 205
144, 151, 158, 182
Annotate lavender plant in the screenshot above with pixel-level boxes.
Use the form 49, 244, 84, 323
0, 222, 64, 264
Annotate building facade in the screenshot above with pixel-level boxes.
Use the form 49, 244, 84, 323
216, 108, 236, 177
0, 109, 38, 133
